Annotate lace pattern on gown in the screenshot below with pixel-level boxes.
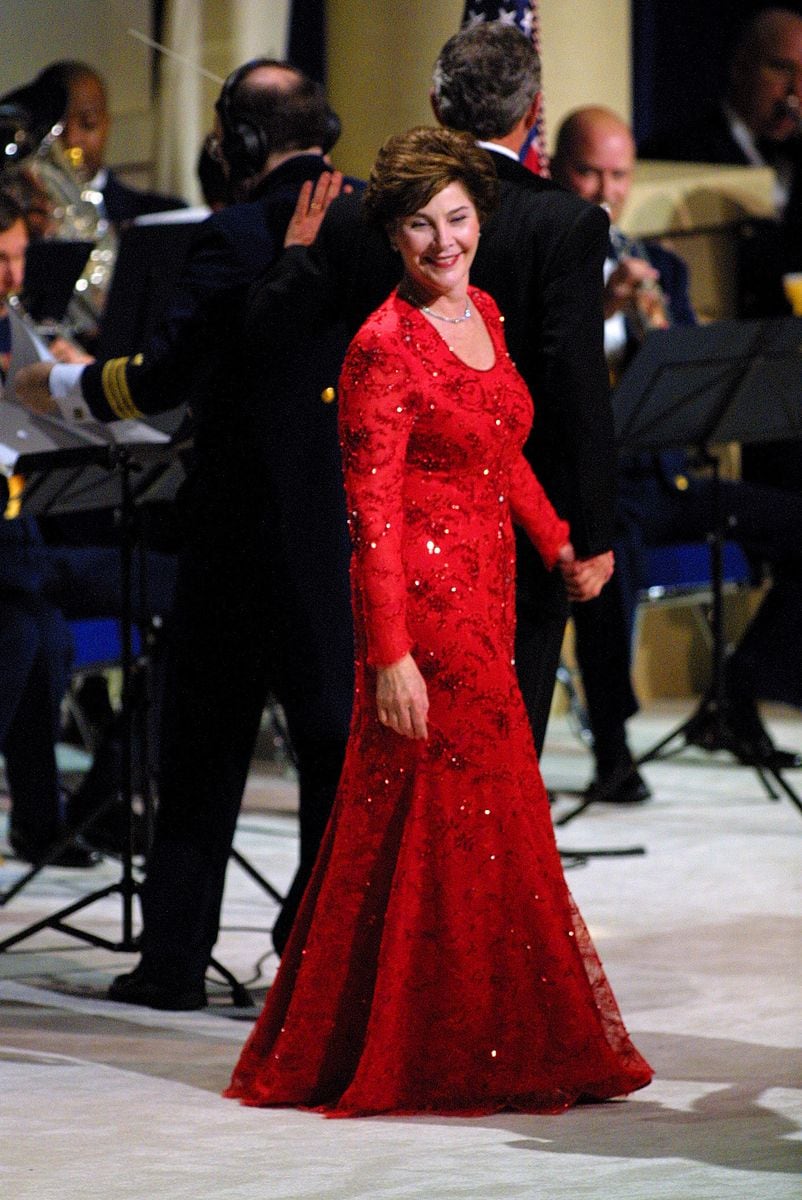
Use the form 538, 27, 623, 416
225, 287, 652, 1116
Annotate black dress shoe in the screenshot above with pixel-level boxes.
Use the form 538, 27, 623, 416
725, 702, 802, 771
734, 734, 802, 771
8, 830, 100, 869
763, 746, 802, 770
108, 963, 207, 1011
79, 806, 151, 857
585, 763, 652, 805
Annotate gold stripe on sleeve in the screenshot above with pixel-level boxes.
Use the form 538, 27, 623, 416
101, 356, 145, 421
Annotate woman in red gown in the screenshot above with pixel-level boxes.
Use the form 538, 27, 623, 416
225, 128, 652, 1116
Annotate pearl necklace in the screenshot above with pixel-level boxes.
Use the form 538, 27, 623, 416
420, 301, 472, 324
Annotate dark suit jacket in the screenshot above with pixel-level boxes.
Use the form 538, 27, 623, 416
81, 155, 353, 425
640, 101, 758, 166
641, 101, 802, 306
248, 149, 615, 560
102, 171, 186, 225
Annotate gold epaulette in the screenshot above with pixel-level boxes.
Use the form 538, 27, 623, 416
3, 474, 24, 520
101, 354, 145, 421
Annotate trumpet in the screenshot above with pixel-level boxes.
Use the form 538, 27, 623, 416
607, 224, 671, 335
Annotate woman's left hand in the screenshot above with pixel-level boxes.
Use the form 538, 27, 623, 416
376, 651, 429, 739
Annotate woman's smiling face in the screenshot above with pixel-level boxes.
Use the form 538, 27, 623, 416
393, 181, 480, 304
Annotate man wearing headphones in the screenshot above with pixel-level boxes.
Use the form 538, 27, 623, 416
16, 60, 357, 1010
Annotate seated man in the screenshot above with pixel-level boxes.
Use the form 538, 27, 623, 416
1, 61, 186, 346
551, 107, 802, 802
640, 8, 802, 314
28, 60, 186, 225
0, 190, 175, 864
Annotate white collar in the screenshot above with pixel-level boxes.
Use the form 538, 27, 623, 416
722, 102, 791, 213
721, 102, 765, 166
477, 140, 520, 162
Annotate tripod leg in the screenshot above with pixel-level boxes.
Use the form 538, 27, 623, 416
0, 881, 124, 952
230, 847, 284, 904
754, 763, 781, 801
208, 956, 253, 1007
636, 711, 702, 766
761, 766, 802, 815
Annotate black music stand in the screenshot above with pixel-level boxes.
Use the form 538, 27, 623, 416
0, 401, 252, 1005
98, 218, 200, 359
21, 240, 93, 328
613, 315, 802, 817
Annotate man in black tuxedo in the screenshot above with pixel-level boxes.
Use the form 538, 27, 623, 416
245, 21, 616, 948
16, 61, 357, 1009
554, 106, 802, 794
641, 8, 802, 315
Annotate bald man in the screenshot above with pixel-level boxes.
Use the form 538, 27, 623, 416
552, 105, 802, 798
642, 8, 802, 314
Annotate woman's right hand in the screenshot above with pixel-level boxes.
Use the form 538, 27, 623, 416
376, 652, 429, 739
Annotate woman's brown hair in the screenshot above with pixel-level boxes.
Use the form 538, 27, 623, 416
363, 126, 499, 230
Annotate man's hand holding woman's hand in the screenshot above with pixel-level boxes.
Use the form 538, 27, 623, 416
376, 651, 429, 740
557, 543, 614, 601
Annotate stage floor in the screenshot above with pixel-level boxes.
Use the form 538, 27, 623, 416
1, 705, 800, 1199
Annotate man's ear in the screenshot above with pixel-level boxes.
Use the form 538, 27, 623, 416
523, 92, 542, 133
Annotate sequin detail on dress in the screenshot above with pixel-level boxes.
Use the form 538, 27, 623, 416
225, 287, 652, 1116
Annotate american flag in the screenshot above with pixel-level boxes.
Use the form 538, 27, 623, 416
460, 2, 548, 176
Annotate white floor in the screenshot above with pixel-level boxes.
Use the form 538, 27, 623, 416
1, 707, 800, 1200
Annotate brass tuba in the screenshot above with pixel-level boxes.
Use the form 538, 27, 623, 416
27, 128, 117, 341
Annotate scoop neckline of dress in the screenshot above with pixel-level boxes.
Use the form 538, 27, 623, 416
396, 288, 498, 374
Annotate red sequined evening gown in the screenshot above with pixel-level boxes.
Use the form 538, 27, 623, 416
225, 288, 652, 1116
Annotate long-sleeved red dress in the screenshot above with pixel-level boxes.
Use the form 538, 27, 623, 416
225, 287, 652, 1116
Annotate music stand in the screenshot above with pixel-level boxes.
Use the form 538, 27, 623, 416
0, 397, 253, 1004
613, 315, 802, 817
98, 219, 200, 359
21, 240, 93, 328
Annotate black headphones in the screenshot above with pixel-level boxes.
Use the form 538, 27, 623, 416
215, 59, 341, 184
215, 57, 275, 182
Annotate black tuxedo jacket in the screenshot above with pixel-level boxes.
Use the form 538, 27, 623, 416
248, 149, 615, 560
640, 102, 753, 166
